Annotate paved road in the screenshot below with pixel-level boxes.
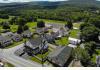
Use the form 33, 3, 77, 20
0, 43, 57, 67
0, 44, 43, 67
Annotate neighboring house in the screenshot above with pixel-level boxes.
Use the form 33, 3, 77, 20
0, 36, 13, 48
22, 30, 33, 38
45, 33, 55, 43
35, 28, 44, 34
47, 47, 73, 67
36, 27, 49, 34
59, 27, 69, 37
24, 37, 48, 56
1, 32, 14, 37
12, 34, 23, 42
68, 37, 81, 45
96, 56, 100, 67
51, 31, 60, 39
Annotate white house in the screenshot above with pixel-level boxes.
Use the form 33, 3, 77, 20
68, 37, 81, 45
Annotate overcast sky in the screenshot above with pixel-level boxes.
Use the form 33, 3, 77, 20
0, 0, 67, 3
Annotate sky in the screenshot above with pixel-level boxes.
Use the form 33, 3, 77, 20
0, 0, 67, 3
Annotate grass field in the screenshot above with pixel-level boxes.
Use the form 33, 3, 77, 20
6, 63, 15, 67
55, 37, 69, 46
73, 22, 83, 28
10, 25, 18, 32
38, 19, 66, 24
70, 29, 80, 38
31, 50, 50, 64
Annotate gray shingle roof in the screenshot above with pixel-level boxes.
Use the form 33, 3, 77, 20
26, 37, 43, 49
0, 35, 11, 42
48, 47, 72, 66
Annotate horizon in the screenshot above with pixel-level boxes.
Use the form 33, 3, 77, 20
0, 0, 67, 3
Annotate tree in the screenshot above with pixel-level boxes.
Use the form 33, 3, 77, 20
65, 20, 73, 29
0, 14, 9, 19
88, 17, 100, 29
73, 47, 94, 67
24, 25, 29, 31
85, 41, 96, 57
9, 16, 18, 25
2, 22, 10, 29
80, 49, 92, 67
80, 23, 93, 31
80, 26, 99, 42
17, 17, 26, 26
37, 21, 45, 28
17, 25, 23, 34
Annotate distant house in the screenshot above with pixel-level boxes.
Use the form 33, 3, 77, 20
68, 37, 81, 45
0, 36, 13, 48
47, 47, 73, 67
12, 33, 23, 42
22, 30, 33, 38
36, 27, 49, 34
24, 37, 48, 56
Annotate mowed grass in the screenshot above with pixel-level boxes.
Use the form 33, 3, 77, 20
37, 50, 50, 58
70, 29, 80, 38
6, 63, 15, 67
27, 22, 37, 28
38, 19, 66, 24
73, 22, 83, 28
55, 37, 69, 46
31, 57, 42, 64
0, 16, 14, 22
10, 25, 18, 33
31, 50, 50, 64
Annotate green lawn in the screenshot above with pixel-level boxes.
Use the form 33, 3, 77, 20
27, 22, 37, 28
10, 25, 18, 33
30, 57, 42, 64
37, 50, 50, 58
30, 50, 50, 64
73, 22, 83, 28
70, 29, 80, 38
6, 63, 15, 67
55, 37, 69, 46
38, 19, 66, 24
0, 16, 13, 23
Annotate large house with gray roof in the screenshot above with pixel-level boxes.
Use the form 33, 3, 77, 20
24, 37, 48, 56
11, 34, 23, 42
0, 36, 13, 48
47, 47, 73, 67
22, 30, 33, 38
